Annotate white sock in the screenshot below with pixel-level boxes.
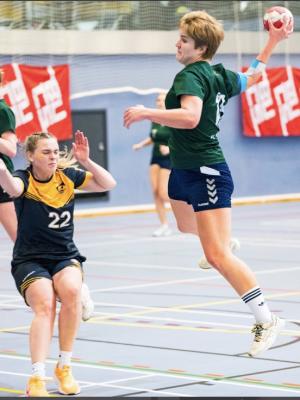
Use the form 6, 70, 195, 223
58, 351, 72, 368
32, 362, 45, 378
241, 286, 272, 324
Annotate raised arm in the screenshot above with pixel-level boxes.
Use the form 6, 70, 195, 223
242, 18, 293, 89
72, 130, 116, 192
0, 159, 23, 197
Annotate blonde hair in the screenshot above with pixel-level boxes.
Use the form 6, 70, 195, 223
179, 11, 224, 60
24, 132, 78, 169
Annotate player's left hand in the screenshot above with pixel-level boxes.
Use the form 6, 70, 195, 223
269, 15, 293, 40
123, 105, 147, 128
72, 130, 89, 162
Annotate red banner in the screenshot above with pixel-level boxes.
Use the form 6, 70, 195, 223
0, 64, 72, 141
241, 66, 300, 137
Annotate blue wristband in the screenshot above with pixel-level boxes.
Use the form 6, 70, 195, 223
237, 72, 248, 93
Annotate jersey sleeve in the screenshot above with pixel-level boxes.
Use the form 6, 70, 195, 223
0, 107, 16, 135
173, 70, 206, 100
213, 64, 241, 98
63, 167, 93, 189
12, 169, 28, 196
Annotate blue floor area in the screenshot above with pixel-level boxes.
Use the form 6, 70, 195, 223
0, 202, 300, 397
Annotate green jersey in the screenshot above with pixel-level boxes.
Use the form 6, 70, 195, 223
0, 99, 16, 173
165, 61, 240, 169
150, 122, 171, 158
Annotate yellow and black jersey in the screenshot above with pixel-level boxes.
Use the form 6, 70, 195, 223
12, 166, 92, 265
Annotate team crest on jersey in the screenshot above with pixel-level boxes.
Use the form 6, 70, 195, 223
56, 182, 66, 193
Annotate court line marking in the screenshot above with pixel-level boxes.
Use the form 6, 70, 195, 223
91, 290, 300, 315
91, 302, 300, 322
88, 260, 198, 272
0, 387, 23, 395
0, 294, 21, 299
88, 266, 300, 293
78, 234, 300, 249
0, 367, 193, 398
71, 194, 300, 218
0, 354, 300, 394
88, 320, 300, 337
89, 311, 300, 335
0, 325, 30, 333
87, 258, 300, 272
88, 290, 300, 337
0, 368, 153, 385
1, 274, 299, 337
0, 303, 27, 309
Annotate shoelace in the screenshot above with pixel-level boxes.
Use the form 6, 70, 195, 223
251, 323, 264, 342
60, 366, 72, 378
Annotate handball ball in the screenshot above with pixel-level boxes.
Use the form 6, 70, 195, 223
263, 6, 293, 31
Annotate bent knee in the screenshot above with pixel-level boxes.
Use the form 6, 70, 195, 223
32, 298, 56, 317
59, 286, 81, 304
204, 249, 230, 269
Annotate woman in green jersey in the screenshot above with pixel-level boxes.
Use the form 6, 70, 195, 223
124, 10, 292, 357
0, 130, 116, 396
0, 70, 18, 241
133, 92, 172, 237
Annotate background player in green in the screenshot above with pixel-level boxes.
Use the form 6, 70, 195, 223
0, 130, 116, 396
124, 10, 292, 357
132, 92, 172, 237
0, 70, 18, 241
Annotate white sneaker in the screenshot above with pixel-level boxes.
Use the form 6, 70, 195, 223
248, 314, 285, 357
198, 237, 241, 270
152, 224, 172, 237
81, 283, 94, 321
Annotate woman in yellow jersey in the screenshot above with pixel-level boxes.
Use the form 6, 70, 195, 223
0, 130, 116, 396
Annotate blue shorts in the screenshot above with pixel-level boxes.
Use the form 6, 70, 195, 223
11, 258, 83, 304
168, 162, 234, 212
150, 155, 171, 170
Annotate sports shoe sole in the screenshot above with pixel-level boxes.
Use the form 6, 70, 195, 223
54, 376, 81, 395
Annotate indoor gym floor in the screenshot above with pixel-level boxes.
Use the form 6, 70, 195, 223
0, 201, 299, 397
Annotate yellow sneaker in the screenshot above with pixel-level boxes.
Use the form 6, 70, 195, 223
26, 376, 49, 397
54, 364, 80, 395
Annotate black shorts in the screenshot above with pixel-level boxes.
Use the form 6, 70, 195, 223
0, 186, 13, 203
150, 155, 171, 170
11, 258, 83, 304
168, 162, 234, 212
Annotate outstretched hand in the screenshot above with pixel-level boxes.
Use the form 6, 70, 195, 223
123, 105, 147, 128
268, 16, 293, 41
72, 130, 89, 163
